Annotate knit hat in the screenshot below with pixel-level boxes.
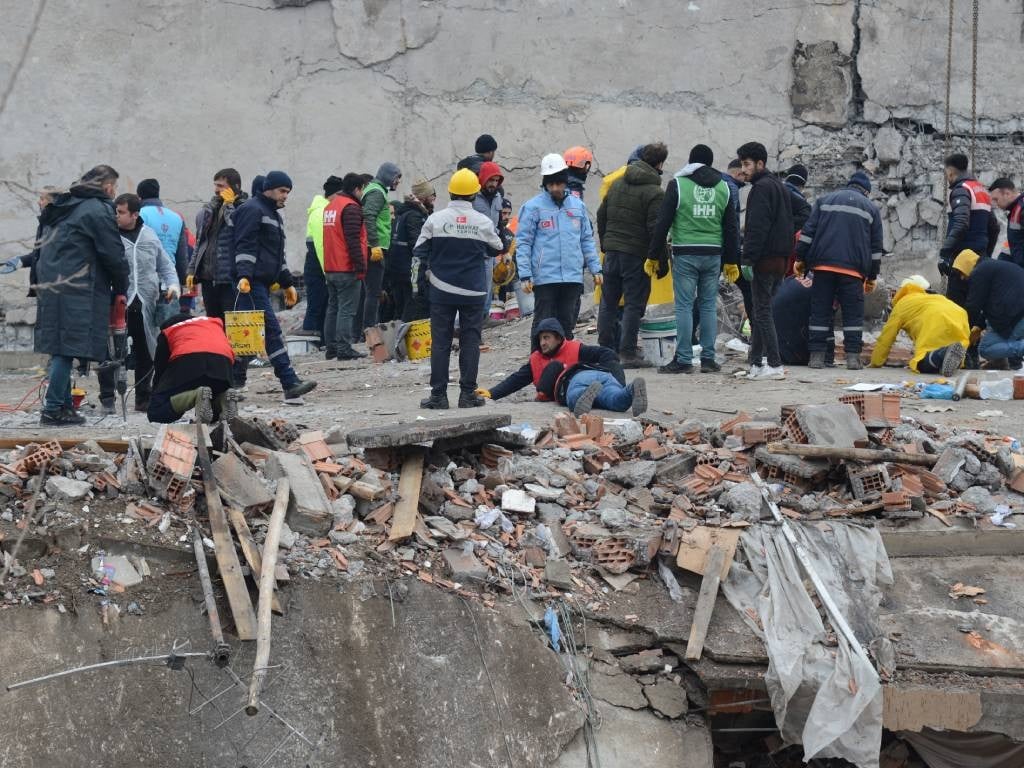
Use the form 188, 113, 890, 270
376, 162, 402, 188
477, 161, 504, 186
411, 178, 435, 199
848, 170, 872, 193
899, 274, 930, 291
251, 175, 266, 196
475, 134, 498, 154
136, 178, 160, 199
323, 175, 344, 196
688, 144, 714, 166
263, 170, 292, 191
537, 361, 565, 401
784, 164, 808, 187
501, 197, 513, 210
627, 144, 646, 164
952, 249, 980, 277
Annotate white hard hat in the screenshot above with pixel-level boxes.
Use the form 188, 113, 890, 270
899, 274, 930, 290
540, 153, 569, 176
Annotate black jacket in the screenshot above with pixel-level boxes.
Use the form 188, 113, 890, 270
941, 175, 997, 263
742, 170, 795, 272
649, 164, 740, 264
388, 199, 430, 277
597, 160, 665, 259
785, 182, 812, 231
231, 194, 293, 288
33, 184, 129, 361
965, 258, 1024, 337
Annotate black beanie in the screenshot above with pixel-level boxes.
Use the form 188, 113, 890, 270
537, 361, 565, 400
323, 175, 344, 196
136, 178, 160, 199
688, 144, 714, 166
475, 134, 498, 153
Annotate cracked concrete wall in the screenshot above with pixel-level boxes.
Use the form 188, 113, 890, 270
1, 0, 1023, 339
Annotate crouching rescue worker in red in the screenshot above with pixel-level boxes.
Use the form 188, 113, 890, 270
148, 314, 240, 423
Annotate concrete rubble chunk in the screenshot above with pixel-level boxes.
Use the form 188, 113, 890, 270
654, 453, 697, 482
45, 475, 91, 502
794, 403, 868, 448
589, 666, 648, 709
346, 414, 511, 449
278, 523, 298, 549
442, 546, 488, 583
264, 451, 333, 535
544, 559, 576, 591
588, 627, 657, 654
524, 483, 564, 502
501, 488, 536, 515
600, 507, 630, 530
423, 515, 468, 540
212, 453, 274, 513
961, 486, 997, 515
720, 482, 764, 521
931, 446, 967, 484
605, 460, 657, 488
643, 680, 688, 719
618, 650, 678, 674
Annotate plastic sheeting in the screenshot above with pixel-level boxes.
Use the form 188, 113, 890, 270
723, 521, 894, 768
901, 728, 1024, 768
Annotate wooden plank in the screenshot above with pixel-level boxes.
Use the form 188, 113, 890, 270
686, 546, 726, 661
389, 451, 425, 541
196, 423, 257, 640
0, 437, 129, 453
227, 507, 283, 615
766, 441, 937, 467
676, 526, 740, 579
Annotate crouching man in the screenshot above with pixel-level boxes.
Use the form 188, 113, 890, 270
477, 318, 647, 416
147, 314, 241, 424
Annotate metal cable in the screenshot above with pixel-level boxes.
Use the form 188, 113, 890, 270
970, 0, 979, 168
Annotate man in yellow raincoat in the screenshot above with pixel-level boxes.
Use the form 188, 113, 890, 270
869, 275, 968, 376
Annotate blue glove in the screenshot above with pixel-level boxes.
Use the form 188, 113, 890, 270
0, 257, 21, 275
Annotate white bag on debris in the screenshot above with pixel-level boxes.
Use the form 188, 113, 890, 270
722, 522, 893, 768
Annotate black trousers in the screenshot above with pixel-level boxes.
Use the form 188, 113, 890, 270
430, 300, 483, 397
598, 251, 650, 354
531, 282, 584, 351
99, 297, 153, 405
361, 259, 385, 332
748, 271, 783, 367
809, 271, 864, 354
387, 273, 414, 323
201, 281, 232, 322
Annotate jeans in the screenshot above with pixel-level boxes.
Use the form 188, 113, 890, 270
361, 258, 385, 332
979, 316, 1024, 360
749, 270, 783, 367
809, 271, 865, 354
430, 300, 483, 396
232, 282, 299, 390
598, 251, 650, 354
917, 345, 956, 374
44, 354, 74, 413
482, 256, 495, 321
302, 243, 327, 342
531, 282, 584, 350
325, 272, 362, 357
565, 369, 633, 412
672, 253, 720, 365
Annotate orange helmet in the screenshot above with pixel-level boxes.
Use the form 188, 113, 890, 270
563, 146, 593, 170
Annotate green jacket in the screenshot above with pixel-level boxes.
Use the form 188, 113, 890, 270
306, 194, 328, 268
362, 181, 392, 249
596, 161, 665, 259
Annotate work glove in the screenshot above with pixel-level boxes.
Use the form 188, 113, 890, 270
219, 187, 237, 204
110, 295, 127, 330
1, 257, 21, 274
284, 286, 298, 308
475, 388, 492, 399
165, 285, 181, 301
863, 280, 876, 294
593, 273, 603, 286
237, 278, 251, 294
185, 274, 195, 291
793, 261, 806, 277
521, 280, 533, 294
724, 264, 740, 284
970, 326, 982, 346
937, 260, 951, 277
269, 282, 280, 292
643, 259, 660, 278
370, 246, 384, 262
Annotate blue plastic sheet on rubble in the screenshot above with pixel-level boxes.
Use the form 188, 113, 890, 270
544, 605, 561, 651
920, 383, 955, 400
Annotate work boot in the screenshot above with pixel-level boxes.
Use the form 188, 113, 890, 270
223, 388, 244, 422
940, 342, 967, 378
846, 355, 863, 370
808, 351, 826, 369
420, 393, 450, 410
572, 381, 603, 416
458, 391, 485, 408
630, 377, 648, 416
658, 358, 693, 374
283, 379, 317, 405
195, 386, 214, 424
40, 407, 86, 427
324, 348, 337, 360
700, 359, 721, 373
964, 348, 981, 370
99, 398, 116, 416
620, 349, 653, 369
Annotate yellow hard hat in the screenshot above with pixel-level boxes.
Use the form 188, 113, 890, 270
448, 168, 481, 196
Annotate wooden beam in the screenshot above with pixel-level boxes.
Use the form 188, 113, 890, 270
766, 441, 938, 467
196, 423, 257, 641
227, 507, 283, 615
389, 450, 425, 541
685, 546, 726, 662
0, 437, 129, 453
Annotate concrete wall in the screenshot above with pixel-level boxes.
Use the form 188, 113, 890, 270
1, 0, 1023, 343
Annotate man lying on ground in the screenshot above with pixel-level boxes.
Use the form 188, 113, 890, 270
476, 318, 647, 416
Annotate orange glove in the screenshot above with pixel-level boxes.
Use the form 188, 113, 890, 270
284, 287, 298, 308
185, 274, 195, 291
237, 278, 251, 294
220, 188, 237, 204
370, 247, 384, 262
793, 261, 806, 277
969, 326, 982, 346
521, 280, 533, 294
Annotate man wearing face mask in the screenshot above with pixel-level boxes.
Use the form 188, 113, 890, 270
360, 162, 402, 331
188, 168, 247, 321
564, 146, 594, 200
517, 154, 602, 350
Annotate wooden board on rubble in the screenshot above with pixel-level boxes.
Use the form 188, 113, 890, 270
389, 451, 425, 541
677, 527, 740, 580
346, 414, 511, 449
0, 437, 128, 453
227, 507, 283, 615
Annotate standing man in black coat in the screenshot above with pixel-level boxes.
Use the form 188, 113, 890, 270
34, 165, 129, 426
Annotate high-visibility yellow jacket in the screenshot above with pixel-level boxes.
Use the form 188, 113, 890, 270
870, 284, 969, 371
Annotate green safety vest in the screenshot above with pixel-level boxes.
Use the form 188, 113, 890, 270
669, 176, 730, 248
364, 180, 393, 249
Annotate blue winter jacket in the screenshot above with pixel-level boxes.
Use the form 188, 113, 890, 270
516, 191, 600, 286
232, 194, 294, 288
795, 186, 884, 280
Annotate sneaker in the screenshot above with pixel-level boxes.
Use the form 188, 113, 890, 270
846, 356, 863, 370
940, 342, 967, 377
458, 391, 485, 408
620, 350, 654, 369
284, 380, 317, 404
630, 377, 648, 416
324, 349, 338, 360
195, 386, 214, 424
658, 358, 694, 374
700, 359, 721, 373
747, 364, 764, 378
757, 365, 786, 380
420, 393, 450, 410
808, 351, 826, 369
40, 407, 86, 427
572, 381, 603, 416
337, 350, 367, 361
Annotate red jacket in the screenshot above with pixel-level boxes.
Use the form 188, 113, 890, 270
164, 316, 234, 363
323, 194, 368, 276
529, 340, 582, 401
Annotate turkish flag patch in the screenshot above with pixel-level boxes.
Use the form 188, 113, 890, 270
540, 219, 553, 229
456, 216, 467, 224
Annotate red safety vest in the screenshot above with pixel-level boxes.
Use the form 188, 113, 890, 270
322, 195, 368, 275
529, 340, 582, 401
164, 316, 235, 363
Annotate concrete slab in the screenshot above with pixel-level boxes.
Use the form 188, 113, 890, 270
264, 450, 333, 535
346, 414, 512, 448
212, 452, 274, 514
794, 403, 868, 447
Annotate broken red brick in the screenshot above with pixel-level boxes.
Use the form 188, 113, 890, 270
882, 490, 911, 512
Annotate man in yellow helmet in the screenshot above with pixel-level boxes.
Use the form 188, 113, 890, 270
413, 168, 503, 409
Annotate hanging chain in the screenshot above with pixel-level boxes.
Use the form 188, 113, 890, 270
940, 0, 955, 242
970, 0, 979, 168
